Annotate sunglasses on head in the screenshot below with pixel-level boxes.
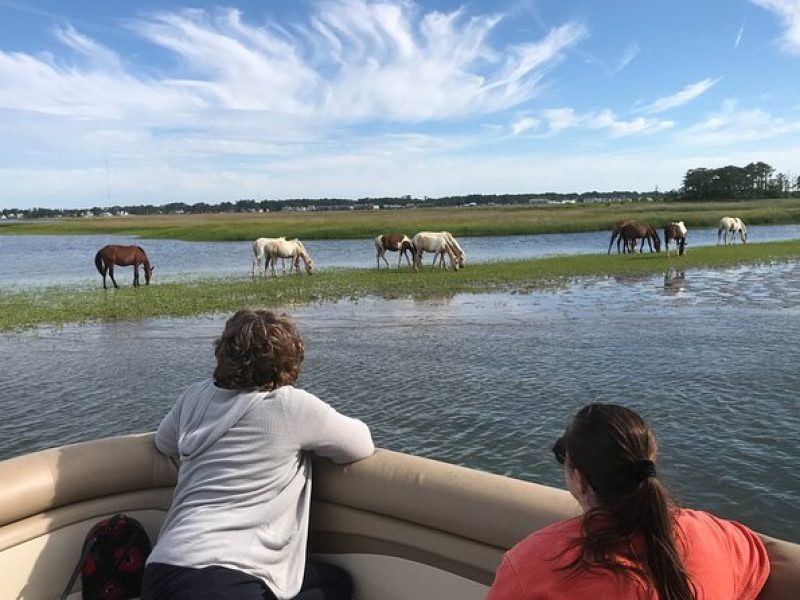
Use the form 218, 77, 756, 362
552, 437, 566, 465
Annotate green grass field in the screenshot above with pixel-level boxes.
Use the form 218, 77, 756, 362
2, 239, 798, 331
3, 198, 800, 241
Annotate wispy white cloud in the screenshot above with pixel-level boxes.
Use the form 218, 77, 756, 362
0, 1, 587, 122
735, 24, 746, 47
676, 99, 800, 145
511, 116, 540, 135
586, 110, 674, 137
542, 108, 579, 132
611, 43, 640, 74
752, 0, 800, 53
540, 107, 673, 137
640, 77, 721, 114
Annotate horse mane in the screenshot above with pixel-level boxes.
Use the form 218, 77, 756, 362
292, 239, 308, 254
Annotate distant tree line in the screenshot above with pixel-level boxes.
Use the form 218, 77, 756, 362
682, 162, 800, 200
3, 190, 678, 219
4, 162, 798, 218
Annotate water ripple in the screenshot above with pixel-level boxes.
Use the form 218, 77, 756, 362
1, 262, 799, 542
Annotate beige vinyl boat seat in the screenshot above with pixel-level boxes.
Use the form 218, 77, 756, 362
0, 433, 797, 599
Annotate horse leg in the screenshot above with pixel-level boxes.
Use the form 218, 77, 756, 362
378, 249, 389, 269
133, 264, 140, 287
108, 265, 119, 289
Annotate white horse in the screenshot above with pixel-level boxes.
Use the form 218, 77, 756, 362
412, 231, 462, 271
252, 237, 313, 276
717, 217, 747, 245
441, 232, 465, 269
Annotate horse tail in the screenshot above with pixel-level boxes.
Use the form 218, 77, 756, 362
94, 250, 105, 275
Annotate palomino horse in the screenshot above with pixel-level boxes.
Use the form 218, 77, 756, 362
621, 222, 661, 253
94, 245, 153, 289
375, 234, 416, 269
717, 217, 747, 245
411, 231, 464, 271
252, 237, 313, 277
607, 220, 633, 254
664, 221, 688, 258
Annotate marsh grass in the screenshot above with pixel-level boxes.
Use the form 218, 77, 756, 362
2, 239, 798, 331
3, 199, 800, 241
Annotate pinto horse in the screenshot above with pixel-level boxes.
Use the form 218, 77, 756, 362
717, 217, 747, 245
94, 245, 153, 289
607, 220, 633, 254
664, 221, 688, 257
375, 234, 416, 269
621, 222, 661, 254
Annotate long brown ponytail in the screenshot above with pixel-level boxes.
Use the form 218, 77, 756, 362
562, 404, 695, 600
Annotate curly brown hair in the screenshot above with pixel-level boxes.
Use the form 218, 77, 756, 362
213, 309, 304, 392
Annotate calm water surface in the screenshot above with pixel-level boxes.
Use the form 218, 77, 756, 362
3, 223, 800, 287
1, 260, 798, 541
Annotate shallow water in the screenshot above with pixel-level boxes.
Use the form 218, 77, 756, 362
1, 261, 798, 542
2, 224, 800, 288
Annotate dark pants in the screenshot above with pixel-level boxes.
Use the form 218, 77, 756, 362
141, 559, 353, 600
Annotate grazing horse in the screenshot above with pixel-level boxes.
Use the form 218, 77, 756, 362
717, 217, 747, 245
375, 234, 416, 269
664, 221, 688, 258
607, 220, 633, 254
442, 232, 465, 269
621, 222, 661, 253
94, 245, 153, 289
411, 231, 462, 271
252, 237, 313, 276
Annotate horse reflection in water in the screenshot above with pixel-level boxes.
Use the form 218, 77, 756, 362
94, 245, 154, 289
663, 269, 688, 296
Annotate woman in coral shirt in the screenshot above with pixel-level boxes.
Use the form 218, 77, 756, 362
486, 403, 770, 600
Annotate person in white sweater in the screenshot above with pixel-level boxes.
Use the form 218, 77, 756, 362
142, 309, 375, 600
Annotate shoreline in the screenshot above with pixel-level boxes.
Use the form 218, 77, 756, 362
2, 239, 799, 331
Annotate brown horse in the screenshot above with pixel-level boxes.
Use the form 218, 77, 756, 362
664, 221, 688, 257
621, 222, 661, 253
607, 220, 633, 254
375, 234, 416, 269
94, 245, 154, 289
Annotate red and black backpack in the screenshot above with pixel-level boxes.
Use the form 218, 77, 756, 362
60, 513, 152, 600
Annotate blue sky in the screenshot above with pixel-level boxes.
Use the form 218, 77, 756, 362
1, 0, 799, 209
